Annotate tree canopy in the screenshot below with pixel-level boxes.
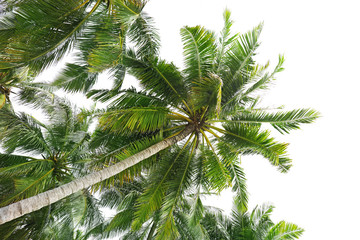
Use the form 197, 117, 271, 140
0, 1, 318, 238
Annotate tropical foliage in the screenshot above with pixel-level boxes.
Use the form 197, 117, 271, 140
0, 0, 157, 107
83, 176, 303, 240
201, 202, 304, 240
0, 96, 103, 239
75, 9, 317, 238
0, 1, 318, 238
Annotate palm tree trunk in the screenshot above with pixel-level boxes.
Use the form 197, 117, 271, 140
0, 125, 194, 225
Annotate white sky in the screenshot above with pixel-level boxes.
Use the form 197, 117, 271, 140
142, 0, 360, 239
32, 0, 360, 238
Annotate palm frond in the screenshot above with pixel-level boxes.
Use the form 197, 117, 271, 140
99, 107, 170, 134
125, 53, 189, 108
52, 63, 99, 93
0, 206, 51, 240
0, 168, 54, 206
221, 23, 263, 106
109, 87, 166, 108
191, 73, 223, 117
77, 190, 103, 229
229, 162, 248, 213
181, 26, 216, 81
250, 204, 275, 238
0, 158, 53, 178
0, 153, 35, 168
156, 139, 196, 240
128, 12, 160, 58
103, 195, 138, 237
201, 210, 231, 240
265, 221, 304, 240
0, 0, 101, 72
15, 82, 58, 112
132, 140, 193, 231
198, 141, 231, 192
227, 108, 320, 134
213, 9, 238, 73
241, 54, 285, 100
188, 194, 204, 227
85, 12, 125, 73
210, 123, 292, 173
0, 108, 51, 154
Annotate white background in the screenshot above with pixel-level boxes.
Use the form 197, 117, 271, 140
142, 0, 360, 239
32, 0, 360, 239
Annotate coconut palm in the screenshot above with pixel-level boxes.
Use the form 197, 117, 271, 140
0, 0, 158, 107
0, 95, 103, 235
0, 9, 319, 228
201, 202, 304, 240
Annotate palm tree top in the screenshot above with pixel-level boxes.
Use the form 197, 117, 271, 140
99, 9, 319, 172
86, 9, 319, 238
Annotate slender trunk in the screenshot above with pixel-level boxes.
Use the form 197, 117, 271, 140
0, 125, 194, 225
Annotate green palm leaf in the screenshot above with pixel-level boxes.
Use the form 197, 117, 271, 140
0, 158, 53, 178
265, 221, 304, 240
213, 123, 292, 173
221, 23, 263, 106
181, 26, 216, 81
226, 108, 320, 134
191, 73, 223, 117
125, 54, 188, 108
1, 169, 54, 206
229, 162, 248, 213
213, 9, 238, 73
240, 55, 285, 101
0, 109, 51, 154
128, 12, 160, 58
132, 144, 192, 231
52, 63, 99, 93
0, 0, 101, 72
199, 143, 231, 192
100, 107, 170, 134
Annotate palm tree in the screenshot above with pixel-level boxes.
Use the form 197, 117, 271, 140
0, 96, 103, 234
0, 9, 319, 227
0, 0, 158, 107
201, 202, 303, 240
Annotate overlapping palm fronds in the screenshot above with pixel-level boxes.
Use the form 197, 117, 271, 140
201, 201, 304, 240
85, 9, 318, 237
0, 8, 318, 239
0, 96, 103, 238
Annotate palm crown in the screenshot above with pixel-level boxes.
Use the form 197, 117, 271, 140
83, 9, 318, 238
99, 9, 318, 169
0, 97, 104, 238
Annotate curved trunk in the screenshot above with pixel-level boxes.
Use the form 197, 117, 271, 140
0, 125, 194, 225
